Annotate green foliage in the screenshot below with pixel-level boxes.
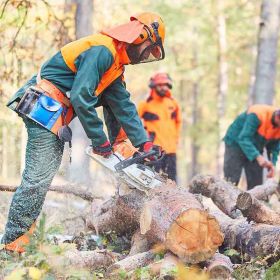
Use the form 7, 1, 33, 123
224, 248, 240, 257
265, 260, 280, 280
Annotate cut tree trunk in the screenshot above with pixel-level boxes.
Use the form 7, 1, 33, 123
205, 252, 233, 280
87, 186, 146, 236
140, 186, 224, 263
236, 192, 280, 225
88, 182, 224, 264
203, 197, 280, 260
189, 174, 241, 218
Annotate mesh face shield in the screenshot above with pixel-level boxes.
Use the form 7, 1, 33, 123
129, 22, 165, 65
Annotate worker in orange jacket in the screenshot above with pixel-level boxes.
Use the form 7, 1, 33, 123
1, 12, 166, 254
138, 73, 182, 181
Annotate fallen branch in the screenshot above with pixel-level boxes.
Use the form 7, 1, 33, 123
65, 249, 120, 269
236, 192, 280, 225
0, 184, 97, 202
248, 179, 280, 201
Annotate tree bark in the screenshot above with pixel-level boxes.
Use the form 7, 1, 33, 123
237, 191, 280, 225
140, 187, 223, 263
252, 0, 280, 104
107, 250, 155, 275
88, 183, 223, 263
248, 179, 280, 200
129, 229, 150, 256
189, 174, 241, 218
205, 253, 233, 280
65, 249, 120, 269
204, 198, 280, 260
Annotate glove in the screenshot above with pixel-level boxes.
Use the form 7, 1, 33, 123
138, 141, 162, 161
92, 140, 112, 157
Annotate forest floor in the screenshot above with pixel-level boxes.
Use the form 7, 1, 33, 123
1, 174, 280, 279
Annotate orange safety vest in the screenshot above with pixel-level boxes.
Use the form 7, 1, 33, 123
60, 33, 125, 96
247, 104, 280, 140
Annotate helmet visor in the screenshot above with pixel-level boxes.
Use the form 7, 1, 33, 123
138, 40, 165, 63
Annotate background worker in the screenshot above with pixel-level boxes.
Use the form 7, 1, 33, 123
2, 12, 166, 253
138, 73, 182, 181
223, 104, 280, 189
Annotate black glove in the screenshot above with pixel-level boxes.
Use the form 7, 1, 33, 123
92, 140, 112, 157
138, 141, 162, 161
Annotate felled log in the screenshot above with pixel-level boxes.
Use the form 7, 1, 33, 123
236, 192, 280, 225
88, 182, 223, 264
159, 252, 181, 279
205, 253, 233, 280
107, 250, 155, 274
87, 187, 146, 235
203, 198, 280, 260
65, 249, 120, 269
140, 187, 224, 263
248, 179, 280, 201
189, 174, 241, 218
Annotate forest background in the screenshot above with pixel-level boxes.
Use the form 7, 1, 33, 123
1, 0, 279, 209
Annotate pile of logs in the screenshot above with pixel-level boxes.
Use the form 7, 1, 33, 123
70, 175, 279, 279
2, 175, 280, 279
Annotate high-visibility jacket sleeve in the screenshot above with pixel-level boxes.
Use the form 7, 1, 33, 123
267, 140, 280, 165
101, 78, 148, 147
237, 113, 261, 161
69, 46, 114, 147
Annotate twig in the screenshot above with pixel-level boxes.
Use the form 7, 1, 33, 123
0, 184, 100, 202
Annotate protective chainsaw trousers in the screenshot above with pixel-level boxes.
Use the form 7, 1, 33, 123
1, 117, 64, 251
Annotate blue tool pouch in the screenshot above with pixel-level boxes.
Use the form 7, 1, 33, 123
16, 87, 63, 131
29, 95, 63, 129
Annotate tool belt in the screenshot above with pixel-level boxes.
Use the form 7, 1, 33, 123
15, 79, 74, 140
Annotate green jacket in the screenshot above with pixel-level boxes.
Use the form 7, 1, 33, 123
224, 112, 280, 165
7, 46, 148, 147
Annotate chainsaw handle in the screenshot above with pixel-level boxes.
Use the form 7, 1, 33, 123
144, 150, 166, 166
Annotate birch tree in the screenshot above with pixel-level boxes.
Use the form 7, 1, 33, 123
252, 0, 280, 104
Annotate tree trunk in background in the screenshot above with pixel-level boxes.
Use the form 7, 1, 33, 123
252, 0, 280, 104
1, 126, 8, 178
189, 29, 200, 179
190, 81, 200, 178
68, 0, 93, 184
216, 0, 228, 176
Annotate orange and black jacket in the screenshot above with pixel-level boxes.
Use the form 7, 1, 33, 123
224, 104, 280, 165
138, 89, 182, 154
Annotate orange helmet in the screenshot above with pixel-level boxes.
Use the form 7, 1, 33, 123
149, 73, 172, 89
129, 12, 165, 64
131, 12, 165, 45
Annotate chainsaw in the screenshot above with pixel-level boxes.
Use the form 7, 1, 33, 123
85, 143, 166, 193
